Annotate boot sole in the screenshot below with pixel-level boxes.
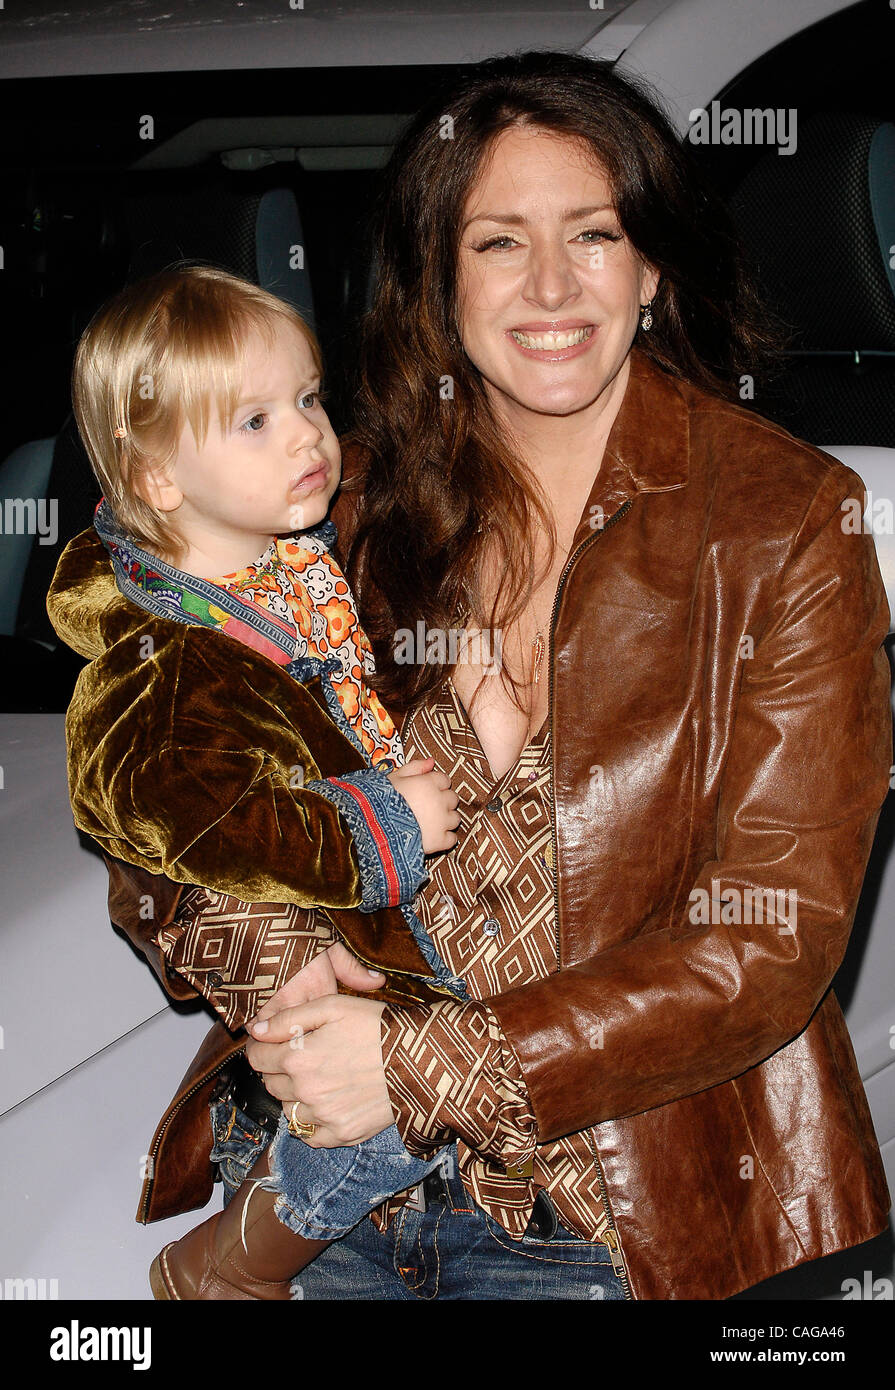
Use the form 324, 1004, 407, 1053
149, 1247, 178, 1300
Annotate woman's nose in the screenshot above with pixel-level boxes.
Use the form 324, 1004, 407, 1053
524, 238, 580, 307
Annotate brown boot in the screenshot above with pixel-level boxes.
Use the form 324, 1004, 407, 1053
149, 1146, 331, 1300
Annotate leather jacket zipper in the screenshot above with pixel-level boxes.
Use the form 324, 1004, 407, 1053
584, 1128, 633, 1297
138, 1052, 239, 1222
547, 495, 634, 1300
547, 495, 632, 968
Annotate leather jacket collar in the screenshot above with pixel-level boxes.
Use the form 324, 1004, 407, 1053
569, 348, 690, 552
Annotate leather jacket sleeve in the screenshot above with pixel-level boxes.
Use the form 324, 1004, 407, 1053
104, 856, 202, 1003
488, 466, 893, 1142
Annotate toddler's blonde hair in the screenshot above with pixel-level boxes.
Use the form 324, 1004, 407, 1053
72, 261, 324, 562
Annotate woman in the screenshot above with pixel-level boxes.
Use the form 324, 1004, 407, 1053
111, 50, 891, 1300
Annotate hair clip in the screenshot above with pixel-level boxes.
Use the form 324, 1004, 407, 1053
113, 427, 128, 438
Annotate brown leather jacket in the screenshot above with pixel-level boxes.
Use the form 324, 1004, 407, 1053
101, 349, 892, 1299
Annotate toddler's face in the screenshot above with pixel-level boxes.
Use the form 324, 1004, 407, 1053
162, 319, 341, 575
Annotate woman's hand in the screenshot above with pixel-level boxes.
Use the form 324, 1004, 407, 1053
248, 942, 385, 1025
245, 994, 393, 1148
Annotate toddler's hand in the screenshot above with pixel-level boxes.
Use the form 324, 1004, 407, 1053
387, 756, 460, 854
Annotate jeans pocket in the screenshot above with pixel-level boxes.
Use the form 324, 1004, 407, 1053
481, 1208, 617, 1266
208, 1097, 270, 1199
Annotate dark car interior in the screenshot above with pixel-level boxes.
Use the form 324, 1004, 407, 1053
0, 64, 447, 708
0, 1, 893, 720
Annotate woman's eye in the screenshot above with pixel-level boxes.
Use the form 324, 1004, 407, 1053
240, 412, 267, 433
577, 228, 622, 245
474, 235, 517, 252
473, 229, 622, 253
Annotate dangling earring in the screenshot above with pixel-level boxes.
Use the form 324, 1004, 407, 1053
640, 300, 653, 332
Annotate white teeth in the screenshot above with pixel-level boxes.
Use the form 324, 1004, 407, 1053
511, 326, 593, 350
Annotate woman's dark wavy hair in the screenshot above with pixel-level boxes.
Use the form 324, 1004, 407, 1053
345, 49, 785, 715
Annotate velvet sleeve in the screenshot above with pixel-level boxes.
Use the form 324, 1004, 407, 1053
65, 628, 423, 913
89, 739, 372, 909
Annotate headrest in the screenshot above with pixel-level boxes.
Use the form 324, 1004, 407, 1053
729, 113, 895, 352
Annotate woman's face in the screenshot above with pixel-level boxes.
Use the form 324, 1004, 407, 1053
455, 124, 659, 431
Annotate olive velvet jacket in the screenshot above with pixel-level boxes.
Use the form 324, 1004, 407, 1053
50, 498, 475, 987
48, 348, 892, 1299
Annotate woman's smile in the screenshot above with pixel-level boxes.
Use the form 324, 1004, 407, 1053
508, 321, 597, 359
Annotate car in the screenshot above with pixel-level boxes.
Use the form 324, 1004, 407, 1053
1, 0, 893, 1306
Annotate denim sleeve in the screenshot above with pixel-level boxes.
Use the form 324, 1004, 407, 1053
304, 767, 427, 912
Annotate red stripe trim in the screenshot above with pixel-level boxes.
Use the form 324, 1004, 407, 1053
327, 777, 401, 905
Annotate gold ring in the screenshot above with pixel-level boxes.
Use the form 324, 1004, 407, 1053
287, 1102, 316, 1139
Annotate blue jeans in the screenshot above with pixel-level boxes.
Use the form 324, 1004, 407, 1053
265, 1115, 452, 1240
209, 1104, 626, 1300
208, 1096, 451, 1239
292, 1169, 627, 1301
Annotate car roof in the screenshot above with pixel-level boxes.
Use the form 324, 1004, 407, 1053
0, 0, 658, 80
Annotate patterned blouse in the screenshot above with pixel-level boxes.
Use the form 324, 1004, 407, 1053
375, 679, 612, 1245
